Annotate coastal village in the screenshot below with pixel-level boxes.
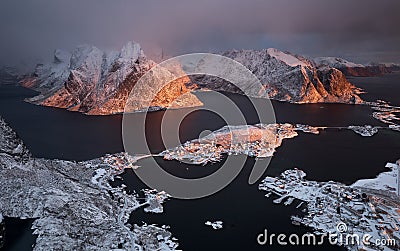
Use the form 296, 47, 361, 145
161, 123, 398, 165
259, 161, 400, 251
371, 100, 400, 128
161, 123, 303, 165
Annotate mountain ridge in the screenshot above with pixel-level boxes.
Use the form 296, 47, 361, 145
20, 43, 368, 115
190, 48, 363, 104
314, 57, 400, 77
21, 41, 203, 115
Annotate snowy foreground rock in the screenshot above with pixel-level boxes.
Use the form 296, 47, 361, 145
259, 165, 400, 251
352, 162, 399, 193
0, 117, 179, 250
21, 41, 202, 115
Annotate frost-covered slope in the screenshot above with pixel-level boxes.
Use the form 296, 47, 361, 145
21, 41, 202, 115
314, 57, 400, 77
191, 48, 362, 104
0, 117, 180, 250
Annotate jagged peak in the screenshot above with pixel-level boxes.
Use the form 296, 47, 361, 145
70, 45, 103, 70
119, 41, 142, 62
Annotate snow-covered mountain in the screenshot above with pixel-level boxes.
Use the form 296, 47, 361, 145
21, 41, 202, 115
314, 57, 400, 77
191, 48, 362, 104
22, 45, 366, 115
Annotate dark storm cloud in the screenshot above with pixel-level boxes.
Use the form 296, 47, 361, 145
1, 0, 400, 67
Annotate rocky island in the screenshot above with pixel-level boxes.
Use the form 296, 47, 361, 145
160, 123, 397, 166
161, 124, 300, 165
348, 125, 379, 137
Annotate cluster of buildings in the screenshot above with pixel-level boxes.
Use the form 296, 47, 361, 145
371, 101, 400, 129
100, 152, 141, 171
260, 166, 400, 250
162, 124, 300, 165
161, 122, 400, 167
162, 140, 225, 165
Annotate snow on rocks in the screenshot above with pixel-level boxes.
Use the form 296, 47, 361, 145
352, 162, 399, 194
348, 125, 379, 137
134, 224, 179, 250
205, 220, 223, 230
91, 168, 107, 185
143, 189, 170, 214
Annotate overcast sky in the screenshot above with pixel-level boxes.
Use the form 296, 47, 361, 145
1, 0, 400, 67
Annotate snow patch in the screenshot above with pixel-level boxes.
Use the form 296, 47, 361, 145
267, 48, 309, 67
352, 162, 399, 193
91, 168, 107, 185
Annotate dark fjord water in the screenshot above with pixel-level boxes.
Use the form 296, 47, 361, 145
349, 72, 400, 106
0, 74, 399, 250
